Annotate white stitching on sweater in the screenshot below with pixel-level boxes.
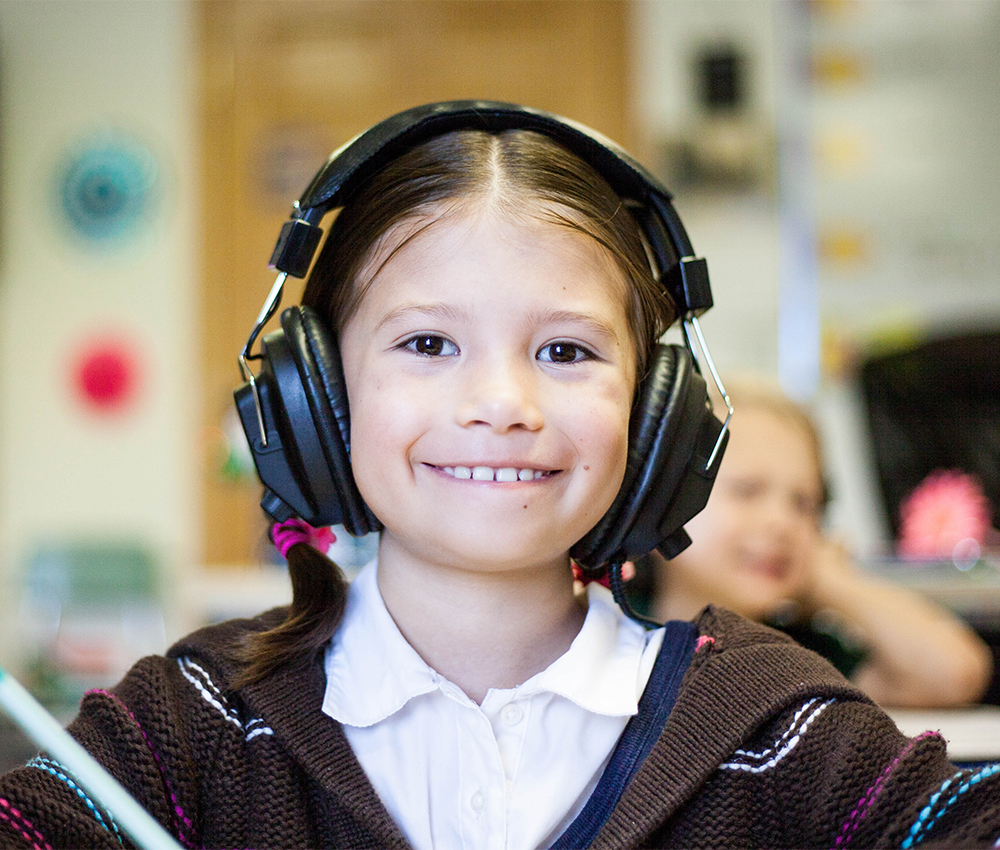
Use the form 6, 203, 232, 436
176, 656, 274, 741
177, 657, 243, 729
245, 718, 274, 741
731, 698, 822, 759
720, 699, 834, 774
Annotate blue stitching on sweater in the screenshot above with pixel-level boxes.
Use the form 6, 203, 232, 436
902, 764, 1000, 848
27, 756, 123, 844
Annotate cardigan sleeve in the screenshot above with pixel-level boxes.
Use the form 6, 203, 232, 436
663, 694, 1000, 849
0, 653, 239, 850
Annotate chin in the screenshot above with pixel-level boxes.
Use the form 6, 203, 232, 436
729, 583, 793, 620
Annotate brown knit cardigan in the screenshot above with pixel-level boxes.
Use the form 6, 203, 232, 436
2, 605, 999, 849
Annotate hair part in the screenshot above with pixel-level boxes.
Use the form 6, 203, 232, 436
305, 129, 675, 376
233, 128, 677, 686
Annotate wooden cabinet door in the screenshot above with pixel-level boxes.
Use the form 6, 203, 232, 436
198, 0, 633, 565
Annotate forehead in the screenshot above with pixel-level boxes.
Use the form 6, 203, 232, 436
354, 203, 631, 312
723, 405, 821, 479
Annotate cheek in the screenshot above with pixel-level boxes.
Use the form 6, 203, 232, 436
579, 395, 631, 486
683, 496, 738, 555
345, 396, 386, 502
342, 361, 412, 498
349, 381, 419, 462
791, 521, 821, 561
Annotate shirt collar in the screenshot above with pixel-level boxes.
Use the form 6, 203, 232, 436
322, 559, 441, 727
508, 581, 655, 717
322, 559, 658, 727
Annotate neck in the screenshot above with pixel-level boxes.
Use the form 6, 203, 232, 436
375, 534, 587, 704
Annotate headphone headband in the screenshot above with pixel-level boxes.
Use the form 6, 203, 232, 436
296, 101, 674, 219
268, 100, 712, 316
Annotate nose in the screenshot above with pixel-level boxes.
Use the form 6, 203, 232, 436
758, 491, 797, 538
454, 356, 544, 433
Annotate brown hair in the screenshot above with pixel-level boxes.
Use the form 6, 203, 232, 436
233, 129, 677, 686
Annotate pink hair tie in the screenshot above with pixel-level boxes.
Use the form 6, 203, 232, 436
571, 560, 636, 588
271, 518, 336, 559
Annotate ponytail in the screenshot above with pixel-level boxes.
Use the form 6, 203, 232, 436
230, 522, 349, 688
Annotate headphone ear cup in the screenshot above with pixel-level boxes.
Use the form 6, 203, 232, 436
571, 343, 710, 569
277, 305, 380, 536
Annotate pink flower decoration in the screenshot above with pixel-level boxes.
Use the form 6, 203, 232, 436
897, 469, 991, 559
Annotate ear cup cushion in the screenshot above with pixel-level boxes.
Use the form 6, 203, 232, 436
622, 364, 710, 557
261, 329, 342, 522
571, 344, 701, 568
280, 306, 380, 535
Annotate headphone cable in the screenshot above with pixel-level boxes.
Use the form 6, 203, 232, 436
608, 559, 663, 630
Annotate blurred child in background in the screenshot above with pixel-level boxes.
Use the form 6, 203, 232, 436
645, 376, 993, 708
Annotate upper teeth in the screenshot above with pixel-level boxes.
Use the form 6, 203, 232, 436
443, 466, 546, 482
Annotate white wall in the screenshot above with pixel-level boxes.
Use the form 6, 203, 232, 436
633, 0, 784, 380
0, 0, 199, 670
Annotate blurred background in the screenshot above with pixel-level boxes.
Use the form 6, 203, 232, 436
0, 0, 997, 751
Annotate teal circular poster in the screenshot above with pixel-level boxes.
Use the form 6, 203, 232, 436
57, 130, 159, 244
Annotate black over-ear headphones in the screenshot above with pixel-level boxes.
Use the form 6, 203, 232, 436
235, 100, 732, 572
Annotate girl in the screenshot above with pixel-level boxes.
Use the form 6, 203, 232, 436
3, 102, 1000, 849
646, 377, 993, 708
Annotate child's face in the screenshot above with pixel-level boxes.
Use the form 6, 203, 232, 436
339, 208, 638, 575
668, 405, 824, 618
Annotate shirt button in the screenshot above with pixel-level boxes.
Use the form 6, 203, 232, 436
470, 790, 486, 812
501, 704, 523, 726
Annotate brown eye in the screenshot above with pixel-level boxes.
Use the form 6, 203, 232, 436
792, 491, 823, 519
405, 335, 458, 357
538, 341, 591, 363
728, 479, 764, 501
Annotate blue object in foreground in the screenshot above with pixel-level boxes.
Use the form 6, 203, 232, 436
0, 666, 182, 850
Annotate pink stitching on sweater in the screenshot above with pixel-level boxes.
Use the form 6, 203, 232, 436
85, 688, 196, 848
833, 731, 938, 849
695, 635, 715, 652
0, 798, 53, 850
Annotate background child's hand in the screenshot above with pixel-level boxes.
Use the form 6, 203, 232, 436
802, 535, 992, 707
800, 535, 862, 616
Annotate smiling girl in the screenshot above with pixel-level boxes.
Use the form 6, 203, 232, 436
3, 103, 1000, 850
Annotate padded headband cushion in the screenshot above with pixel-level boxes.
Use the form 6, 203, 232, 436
269, 100, 707, 315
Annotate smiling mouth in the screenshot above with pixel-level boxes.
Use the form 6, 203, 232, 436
436, 465, 554, 483
743, 555, 790, 580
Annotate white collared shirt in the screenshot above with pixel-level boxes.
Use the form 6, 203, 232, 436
322, 560, 664, 850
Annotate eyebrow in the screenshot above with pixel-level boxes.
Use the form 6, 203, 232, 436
529, 308, 623, 344
375, 303, 623, 344
374, 302, 469, 333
